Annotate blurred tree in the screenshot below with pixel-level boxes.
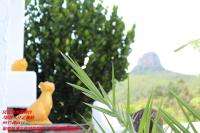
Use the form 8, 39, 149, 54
24, 0, 135, 123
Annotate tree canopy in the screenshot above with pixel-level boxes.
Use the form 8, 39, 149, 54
25, 0, 135, 123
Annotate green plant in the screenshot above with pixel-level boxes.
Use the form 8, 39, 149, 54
174, 39, 200, 52
24, 0, 135, 123
63, 54, 200, 132
62, 54, 135, 132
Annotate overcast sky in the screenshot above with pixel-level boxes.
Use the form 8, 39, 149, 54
103, 0, 200, 75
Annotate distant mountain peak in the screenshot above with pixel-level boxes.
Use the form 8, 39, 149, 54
132, 52, 165, 74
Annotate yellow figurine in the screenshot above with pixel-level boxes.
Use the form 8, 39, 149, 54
11, 58, 28, 71
12, 58, 55, 124
15, 81, 55, 124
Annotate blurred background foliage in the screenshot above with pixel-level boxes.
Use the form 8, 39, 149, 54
24, 0, 135, 123
113, 72, 200, 121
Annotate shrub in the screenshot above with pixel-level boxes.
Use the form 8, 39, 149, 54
24, 0, 135, 123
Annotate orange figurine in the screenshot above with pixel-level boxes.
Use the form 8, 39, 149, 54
15, 81, 55, 124
11, 58, 28, 71
27, 81, 55, 124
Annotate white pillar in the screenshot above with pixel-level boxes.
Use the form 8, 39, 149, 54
6, 0, 25, 70
0, 0, 36, 110
0, 0, 9, 131
0, 0, 25, 132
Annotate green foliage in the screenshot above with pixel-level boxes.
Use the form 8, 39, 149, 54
64, 55, 200, 132
114, 72, 200, 103
174, 39, 200, 52
24, 0, 135, 123
62, 54, 135, 132
160, 91, 200, 132
114, 72, 200, 121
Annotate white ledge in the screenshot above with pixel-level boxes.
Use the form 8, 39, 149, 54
6, 71, 37, 108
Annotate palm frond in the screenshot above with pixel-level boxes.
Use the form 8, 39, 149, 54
62, 53, 199, 133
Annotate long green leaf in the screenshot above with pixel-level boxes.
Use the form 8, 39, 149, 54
74, 122, 90, 133
112, 63, 116, 110
170, 91, 200, 120
178, 101, 197, 133
61, 53, 103, 100
138, 95, 152, 133
98, 82, 112, 107
71, 70, 103, 101
84, 103, 116, 117
174, 43, 190, 52
103, 114, 115, 133
160, 110, 180, 133
127, 113, 135, 133
126, 75, 130, 114
145, 97, 153, 133
92, 116, 106, 133
67, 83, 103, 103
152, 100, 164, 133
160, 109, 189, 133
79, 114, 98, 133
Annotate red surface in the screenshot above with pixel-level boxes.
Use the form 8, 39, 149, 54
6, 125, 81, 131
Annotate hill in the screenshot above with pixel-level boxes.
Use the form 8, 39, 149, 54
132, 52, 165, 74
115, 72, 200, 103
110, 52, 200, 121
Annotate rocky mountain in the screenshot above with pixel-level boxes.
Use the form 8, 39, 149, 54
132, 52, 165, 74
